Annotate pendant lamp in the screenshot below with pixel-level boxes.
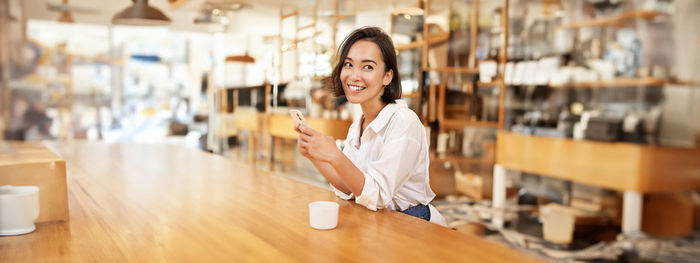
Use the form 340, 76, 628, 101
112, 0, 171, 26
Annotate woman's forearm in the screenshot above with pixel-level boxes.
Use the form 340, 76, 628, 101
329, 151, 366, 197
309, 158, 352, 195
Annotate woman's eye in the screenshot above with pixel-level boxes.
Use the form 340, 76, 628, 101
363, 65, 373, 70
343, 62, 352, 67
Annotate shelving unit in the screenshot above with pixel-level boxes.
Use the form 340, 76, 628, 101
493, 5, 698, 237
332, 0, 355, 53
387, 0, 511, 200
410, 0, 509, 134
421, 67, 480, 74
262, 0, 353, 169
443, 119, 499, 129
556, 9, 666, 30
278, 8, 299, 83
549, 77, 695, 88
212, 83, 266, 155
477, 79, 503, 87
393, 32, 450, 52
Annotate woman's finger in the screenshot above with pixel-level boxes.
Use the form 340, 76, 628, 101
299, 124, 316, 136
297, 123, 307, 133
299, 133, 312, 142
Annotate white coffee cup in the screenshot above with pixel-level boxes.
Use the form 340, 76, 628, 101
308, 201, 339, 230
0, 185, 40, 236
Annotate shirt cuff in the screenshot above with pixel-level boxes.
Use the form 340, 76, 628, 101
333, 186, 354, 200
355, 173, 379, 211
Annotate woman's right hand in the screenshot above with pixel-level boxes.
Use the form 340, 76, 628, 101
295, 123, 312, 159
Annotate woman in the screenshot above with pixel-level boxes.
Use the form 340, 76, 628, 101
295, 27, 446, 226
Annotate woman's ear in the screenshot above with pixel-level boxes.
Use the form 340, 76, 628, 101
383, 69, 394, 86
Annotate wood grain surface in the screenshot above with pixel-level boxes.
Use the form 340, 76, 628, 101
497, 131, 700, 192
0, 141, 543, 262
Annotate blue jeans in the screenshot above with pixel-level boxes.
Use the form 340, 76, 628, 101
400, 204, 431, 221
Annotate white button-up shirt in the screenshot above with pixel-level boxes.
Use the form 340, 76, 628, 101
333, 100, 446, 225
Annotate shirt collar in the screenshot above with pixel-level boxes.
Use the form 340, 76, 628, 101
365, 100, 406, 134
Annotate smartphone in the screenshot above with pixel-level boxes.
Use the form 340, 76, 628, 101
289, 109, 308, 126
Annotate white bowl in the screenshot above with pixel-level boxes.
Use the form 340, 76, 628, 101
0, 185, 40, 236
308, 201, 339, 230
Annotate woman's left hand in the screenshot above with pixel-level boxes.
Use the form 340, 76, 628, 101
297, 124, 340, 164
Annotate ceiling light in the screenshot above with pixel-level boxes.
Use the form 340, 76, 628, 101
225, 54, 255, 63
112, 0, 171, 26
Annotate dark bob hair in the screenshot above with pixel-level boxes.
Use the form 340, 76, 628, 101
327, 26, 401, 104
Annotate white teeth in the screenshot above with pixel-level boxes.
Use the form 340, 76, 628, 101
348, 85, 365, 91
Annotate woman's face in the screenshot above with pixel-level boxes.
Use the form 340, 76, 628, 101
340, 40, 393, 106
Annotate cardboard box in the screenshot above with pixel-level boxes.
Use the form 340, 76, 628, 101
452, 221, 486, 236
428, 159, 459, 197
0, 141, 69, 223
692, 192, 700, 230
570, 196, 621, 226
642, 192, 693, 237
571, 183, 622, 225
455, 172, 492, 200
540, 204, 607, 244
454, 170, 518, 201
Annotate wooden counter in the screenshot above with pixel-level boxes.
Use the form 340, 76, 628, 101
496, 131, 700, 192
494, 131, 700, 235
0, 141, 542, 262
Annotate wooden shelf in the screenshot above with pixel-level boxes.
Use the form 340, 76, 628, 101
478, 80, 503, 87
281, 10, 298, 19
298, 23, 315, 31
549, 77, 695, 88
496, 131, 700, 192
426, 32, 450, 46
421, 67, 479, 74
334, 13, 355, 21
445, 105, 468, 112
431, 153, 491, 164
395, 32, 450, 51
556, 10, 666, 30
443, 119, 499, 129
221, 84, 267, 90
395, 41, 424, 51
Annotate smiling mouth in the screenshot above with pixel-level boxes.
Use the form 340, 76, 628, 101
348, 84, 366, 92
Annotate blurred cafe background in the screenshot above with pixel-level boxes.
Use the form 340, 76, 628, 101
1, 0, 699, 261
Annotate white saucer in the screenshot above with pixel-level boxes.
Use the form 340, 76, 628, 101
0, 225, 36, 236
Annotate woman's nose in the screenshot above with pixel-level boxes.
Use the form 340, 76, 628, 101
349, 67, 361, 80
